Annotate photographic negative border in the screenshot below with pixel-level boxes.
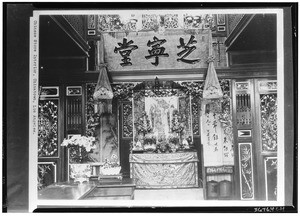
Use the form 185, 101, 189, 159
27, 6, 288, 213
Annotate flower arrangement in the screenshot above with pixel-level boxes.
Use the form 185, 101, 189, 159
61, 135, 96, 163
157, 142, 169, 153
134, 111, 152, 135
168, 133, 179, 145
169, 143, 178, 153
171, 110, 185, 135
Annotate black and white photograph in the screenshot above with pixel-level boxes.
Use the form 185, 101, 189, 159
3, 2, 297, 213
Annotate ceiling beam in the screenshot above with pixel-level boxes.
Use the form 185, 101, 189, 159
224, 14, 255, 51
50, 15, 90, 56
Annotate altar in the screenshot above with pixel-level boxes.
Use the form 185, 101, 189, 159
130, 151, 199, 189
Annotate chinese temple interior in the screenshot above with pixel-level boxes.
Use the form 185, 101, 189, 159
35, 11, 280, 202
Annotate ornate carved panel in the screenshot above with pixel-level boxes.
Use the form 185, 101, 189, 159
39, 86, 59, 97
66, 86, 82, 96
66, 97, 82, 133
239, 143, 254, 200
164, 14, 179, 29
179, 96, 193, 139
217, 14, 226, 25
183, 14, 215, 29
220, 79, 231, 97
236, 94, 251, 126
112, 83, 134, 101
88, 15, 96, 29
235, 81, 249, 91
86, 83, 100, 137
97, 14, 137, 32
264, 157, 277, 200
122, 103, 133, 138
260, 94, 277, 152
191, 97, 200, 135
37, 162, 56, 190
258, 81, 277, 92
38, 99, 59, 157
142, 14, 158, 30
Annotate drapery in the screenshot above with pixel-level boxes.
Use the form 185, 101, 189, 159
130, 152, 198, 188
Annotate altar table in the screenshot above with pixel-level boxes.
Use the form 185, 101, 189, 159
129, 151, 199, 188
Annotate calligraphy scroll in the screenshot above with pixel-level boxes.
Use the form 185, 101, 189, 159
201, 103, 234, 167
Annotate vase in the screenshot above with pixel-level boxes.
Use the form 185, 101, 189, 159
70, 164, 92, 184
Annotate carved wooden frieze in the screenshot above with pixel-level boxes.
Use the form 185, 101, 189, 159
85, 83, 100, 137
122, 103, 133, 138
264, 157, 277, 200
239, 143, 254, 200
260, 94, 277, 152
37, 162, 56, 190
38, 99, 59, 157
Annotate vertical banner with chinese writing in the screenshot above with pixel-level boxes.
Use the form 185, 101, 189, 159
201, 102, 234, 167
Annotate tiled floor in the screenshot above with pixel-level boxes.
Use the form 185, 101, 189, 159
134, 188, 204, 200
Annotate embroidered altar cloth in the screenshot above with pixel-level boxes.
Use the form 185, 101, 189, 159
130, 152, 199, 188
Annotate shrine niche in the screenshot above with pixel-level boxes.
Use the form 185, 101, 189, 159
132, 79, 193, 152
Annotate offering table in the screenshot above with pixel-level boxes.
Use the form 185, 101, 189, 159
129, 151, 199, 188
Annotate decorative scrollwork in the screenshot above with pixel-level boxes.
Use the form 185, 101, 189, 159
265, 157, 277, 200
37, 163, 55, 191
123, 103, 133, 138
260, 94, 277, 152
239, 143, 254, 199
38, 100, 58, 157
86, 83, 101, 136
164, 14, 179, 29
191, 97, 200, 135
112, 83, 135, 101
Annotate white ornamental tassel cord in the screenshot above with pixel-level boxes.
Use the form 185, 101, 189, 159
93, 34, 113, 114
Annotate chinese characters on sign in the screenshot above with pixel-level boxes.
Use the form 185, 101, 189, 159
104, 32, 210, 71
145, 36, 169, 66
201, 103, 234, 167
177, 35, 200, 64
114, 35, 203, 67
114, 38, 138, 67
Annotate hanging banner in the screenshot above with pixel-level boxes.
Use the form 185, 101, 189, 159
201, 103, 234, 167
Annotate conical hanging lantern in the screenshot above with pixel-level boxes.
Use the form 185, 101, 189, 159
93, 34, 113, 114
203, 31, 223, 100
